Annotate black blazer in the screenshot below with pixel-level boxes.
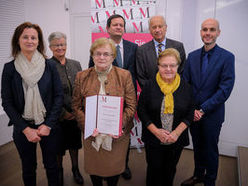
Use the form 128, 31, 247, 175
136, 38, 186, 88
1, 59, 64, 133
137, 78, 194, 147
89, 39, 138, 90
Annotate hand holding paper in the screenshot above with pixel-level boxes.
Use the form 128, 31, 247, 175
92, 128, 99, 137
84, 95, 123, 139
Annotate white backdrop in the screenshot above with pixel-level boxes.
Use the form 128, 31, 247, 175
0, 0, 247, 157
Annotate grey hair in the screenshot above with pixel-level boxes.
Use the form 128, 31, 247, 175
48, 32, 67, 45
148, 15, 167, 28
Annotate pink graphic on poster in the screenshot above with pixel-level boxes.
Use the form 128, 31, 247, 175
92, 33, 153, 46
91, 0, 157, 148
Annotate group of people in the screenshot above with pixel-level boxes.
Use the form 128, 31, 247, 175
1, 13, 234, 186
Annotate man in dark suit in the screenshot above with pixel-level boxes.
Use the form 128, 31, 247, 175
181, 18, 235, 186
89, 14, 138, 91
89, 14, 138, 180
136, 15, 186, 88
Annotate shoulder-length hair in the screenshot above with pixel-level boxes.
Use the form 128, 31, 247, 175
11, 22, 46, 58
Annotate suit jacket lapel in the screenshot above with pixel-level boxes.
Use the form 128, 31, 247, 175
13, 72, 25, 107
123, 39, 129, 69
148, 40, 158, 67
112, 58, 118, 67
166, 39, 172, 48
192, 50, 202, 88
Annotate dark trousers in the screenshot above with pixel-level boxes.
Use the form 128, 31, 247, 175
13, 127, 59, 186
190, 120, 222, 186
90, 175, 120, 186
125, 138, 130, 169
145, 143, 183, 186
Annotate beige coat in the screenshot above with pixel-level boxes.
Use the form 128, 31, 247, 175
72, 66, 136, 176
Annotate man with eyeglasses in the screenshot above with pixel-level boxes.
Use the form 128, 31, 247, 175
136, 15, 186, 89
89, 14, 138, 180
48, 32, 84, 186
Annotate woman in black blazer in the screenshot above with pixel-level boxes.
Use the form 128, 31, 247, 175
137, 48, 194, 186
1, 22, 63, 186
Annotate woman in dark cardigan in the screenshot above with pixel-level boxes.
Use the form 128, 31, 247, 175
137, 48, 194, 186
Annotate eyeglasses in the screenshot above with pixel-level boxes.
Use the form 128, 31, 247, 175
51, 43, 66, 48
159, 64, 178, 69
93, 52, 113, 58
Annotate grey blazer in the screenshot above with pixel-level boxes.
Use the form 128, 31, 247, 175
50, 57, 82, 113
136, 38, 186, 88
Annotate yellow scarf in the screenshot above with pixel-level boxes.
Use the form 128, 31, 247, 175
156, 72, 180, 114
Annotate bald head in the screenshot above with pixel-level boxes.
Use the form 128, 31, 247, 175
200, 18, 221, 50
201, 18, 220, 31
149, 15, 167, 27
149, 15, 167, 43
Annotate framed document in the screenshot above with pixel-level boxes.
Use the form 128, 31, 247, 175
84, 95, 123, 139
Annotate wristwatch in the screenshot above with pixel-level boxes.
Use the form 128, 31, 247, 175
199, 109, 205, 114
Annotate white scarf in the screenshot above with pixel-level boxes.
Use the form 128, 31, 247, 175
14, 50, 46, 124
91, 65, 113, 151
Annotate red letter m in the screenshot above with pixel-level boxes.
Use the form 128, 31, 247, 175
122, 9, 133, 20
91, 12, 99, 24
95, 0, 105, 8
105, 10, 116, 18
139, 7, 150, 19
132, 22, 143, 33
113, 0, 123, 7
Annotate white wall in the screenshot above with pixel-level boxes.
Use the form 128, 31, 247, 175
1, 0, 248, 157
0, 0, 25, 145
24, 0, 71, 58
69, 0, 91, 70
215, 0, 248, 156
163, 0, 248, 156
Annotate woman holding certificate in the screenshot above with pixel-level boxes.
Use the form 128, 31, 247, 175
137, 48, 194, 186
72, 37, 136, 186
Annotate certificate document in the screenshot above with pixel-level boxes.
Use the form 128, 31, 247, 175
84, 95, 123, 139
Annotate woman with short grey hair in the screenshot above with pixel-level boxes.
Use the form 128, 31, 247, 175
48, 31, 84, 185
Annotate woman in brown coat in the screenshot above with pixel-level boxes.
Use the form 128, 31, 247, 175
72, 37, 136, 186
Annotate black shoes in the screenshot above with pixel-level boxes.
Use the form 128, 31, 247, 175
121, 167, 132, 180
181, 176, 204, 186
72, 168, 84, 184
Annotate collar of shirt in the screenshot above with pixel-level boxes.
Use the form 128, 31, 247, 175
52, 56, 67, 64
52, 56, 60, 63
153, 38, 166, 56
52, 56, 69, 69
201, 44, 217, 57
115, 39, 123, 49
